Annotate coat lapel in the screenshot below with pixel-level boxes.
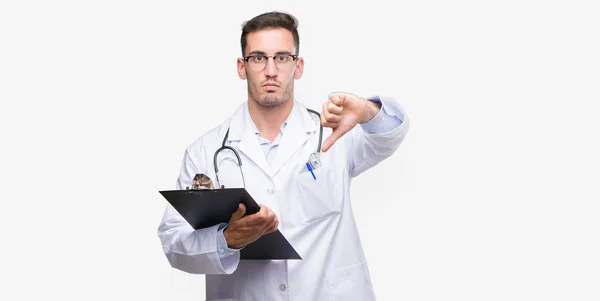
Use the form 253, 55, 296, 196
225, 101, 318, 178
225, 103, 271, 177
270, 103, 317, 177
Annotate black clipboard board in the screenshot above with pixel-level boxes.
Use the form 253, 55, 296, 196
159, 188, 301, 260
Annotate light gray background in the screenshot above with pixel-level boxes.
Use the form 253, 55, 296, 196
1, 1, 598, 300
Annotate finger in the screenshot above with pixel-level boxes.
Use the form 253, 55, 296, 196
324, 113, 342, 124
254, 206, 275, 230
262, 214, 276, 231
259, 205, 269, 220
320, 110, 339, 128
262, 216, 279, 234
325, 100, 343, 115
322, 102, 342, 124
261, 207, 276, 224
231, 203, 246, 220
263, 222, 278, 235
328, 93, 346, 107
245, 205, 269, 226
321, 127, 343, 153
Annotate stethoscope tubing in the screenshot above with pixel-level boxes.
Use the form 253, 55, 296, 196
213, 109, 322, 188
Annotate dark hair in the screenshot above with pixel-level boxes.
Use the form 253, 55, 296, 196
240, 11, 300, 56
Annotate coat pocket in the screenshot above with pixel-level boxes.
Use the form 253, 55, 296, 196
325, 261, 376, 301
294, 166, 342, 223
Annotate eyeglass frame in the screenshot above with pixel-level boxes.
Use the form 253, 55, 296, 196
242, 53, 299, 71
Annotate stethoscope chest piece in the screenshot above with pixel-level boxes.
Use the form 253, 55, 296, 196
308, 152, 321, 170
215, 108, 324, 186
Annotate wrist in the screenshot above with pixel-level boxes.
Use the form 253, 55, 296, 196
223, 228, 233, 248
359, 98, 382, 124
223, 228, 242, 249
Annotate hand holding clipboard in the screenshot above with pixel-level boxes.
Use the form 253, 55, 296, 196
159, 174, 301, 260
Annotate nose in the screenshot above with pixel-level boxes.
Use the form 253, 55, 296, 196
264, 57, 278, 77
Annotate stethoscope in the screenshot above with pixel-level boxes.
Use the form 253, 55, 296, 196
213, 108, 323, 188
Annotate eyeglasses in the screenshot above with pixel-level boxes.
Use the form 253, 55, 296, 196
243, 54, 298, 72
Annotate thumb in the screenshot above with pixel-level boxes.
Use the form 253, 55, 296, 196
321, 127, 343, 152
231, 203, 246, 220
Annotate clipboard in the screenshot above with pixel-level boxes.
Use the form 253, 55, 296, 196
159, 187, 302, 260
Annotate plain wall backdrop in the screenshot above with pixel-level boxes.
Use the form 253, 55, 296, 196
1, 0, 599, 300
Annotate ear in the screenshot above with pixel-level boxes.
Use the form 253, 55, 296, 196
294, 57, 304, 80
237, 58, 247, 79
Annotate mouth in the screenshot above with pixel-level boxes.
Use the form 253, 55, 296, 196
263, 83, 280, 88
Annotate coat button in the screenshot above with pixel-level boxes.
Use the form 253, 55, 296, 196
266, 188, 274, 195
279, 284, 286, 291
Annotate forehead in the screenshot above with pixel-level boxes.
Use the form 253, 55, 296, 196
245, 28, 296, 54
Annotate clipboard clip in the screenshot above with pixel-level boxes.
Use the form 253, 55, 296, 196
186, 174, 215, 190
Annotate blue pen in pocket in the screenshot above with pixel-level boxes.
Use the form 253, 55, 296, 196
305, 162, 316, 180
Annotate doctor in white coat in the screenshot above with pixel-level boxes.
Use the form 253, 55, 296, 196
158, 11, 410, 301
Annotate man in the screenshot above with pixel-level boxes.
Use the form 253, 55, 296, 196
158, 11, 410, 301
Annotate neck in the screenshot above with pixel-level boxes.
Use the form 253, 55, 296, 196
247, 97, 294, 141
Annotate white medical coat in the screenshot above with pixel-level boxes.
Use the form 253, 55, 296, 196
158, 96, 409, 301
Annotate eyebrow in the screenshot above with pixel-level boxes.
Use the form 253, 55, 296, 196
247, 50, 294, 56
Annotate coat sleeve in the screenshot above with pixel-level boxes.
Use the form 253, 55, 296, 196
157, 144, 240, 274
347, 95, 410, 177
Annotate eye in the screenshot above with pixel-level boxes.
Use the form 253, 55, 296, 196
252, 55, 265, 62
276, 55, 288, 62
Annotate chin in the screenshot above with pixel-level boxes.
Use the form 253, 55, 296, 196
256, 93, 288, 107
257, 99, 285, 107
